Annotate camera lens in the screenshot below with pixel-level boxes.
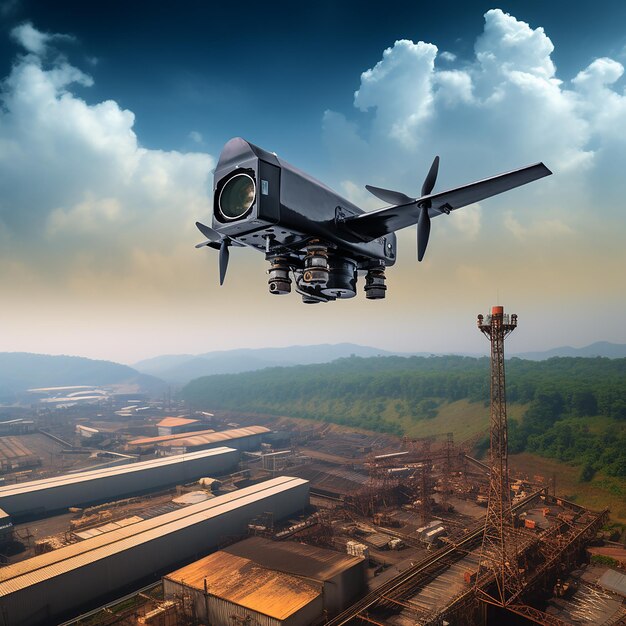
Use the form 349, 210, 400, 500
218, 173, 255, 220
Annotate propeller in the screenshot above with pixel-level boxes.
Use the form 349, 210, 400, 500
195, 221, 232, 285
417, 156, 439, 262
219, 238, 230, 286
365, 155, 440, 262
364, 185, 413, 206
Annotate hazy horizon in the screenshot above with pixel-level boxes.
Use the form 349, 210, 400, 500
1, 2, 625, 362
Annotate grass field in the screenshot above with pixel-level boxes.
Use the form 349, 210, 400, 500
396, 399, 527, 441
232, 400, 626, 523
509, 452, 626, 523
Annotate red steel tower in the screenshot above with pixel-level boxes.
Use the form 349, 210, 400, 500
476, 305, 522, 606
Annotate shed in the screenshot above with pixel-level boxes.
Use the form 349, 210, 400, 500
224, 536, 366, 614
164, 552, 323, 626
157, 417, 200, 437
597, 569, 626, 598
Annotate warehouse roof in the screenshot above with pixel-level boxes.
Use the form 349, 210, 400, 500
157, 417, 198, 428
155, 426, 270, 449
165, 551, 321, 620
129, 425, 269, 447
129, 426, 271, 446
598, 569, 626, 598
0, 476, 308, 596
224, 536, 363, 581
129, 428, 215, 445
0, 447, 237, 498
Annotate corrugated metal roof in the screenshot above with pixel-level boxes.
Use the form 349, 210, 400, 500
0, 447, 235, 498
157, 417, 198, 428
165, 551, 320, 620
598, 569, 626, 597
129, 425, 269, 446
224, 536, 363, 581
0, 476, 308, 596
158, 426, 271, 449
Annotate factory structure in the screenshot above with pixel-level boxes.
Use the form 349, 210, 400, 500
128, 425, 270, 454
0, 447, 240, 518
0, 309, 624, 626
0, 477, 310, 625
164, 538, 365, 626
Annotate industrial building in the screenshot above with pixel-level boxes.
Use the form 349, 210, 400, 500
164, 551, 323, 626
159, 426, 269, 454
224, 537, 366, 614
128, 425, 270, 453
0, 476, 309, 626
0, 507, 12, 545
0, 447, 240, 518
163, 537, 364, 626
157, 416, 204, 437
0, 436, 41, 472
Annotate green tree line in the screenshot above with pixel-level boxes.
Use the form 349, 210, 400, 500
181, 355, 626, 476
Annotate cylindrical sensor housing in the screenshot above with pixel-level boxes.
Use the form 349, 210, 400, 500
303, 240, 329, 286
364, 268, 387, 299
322, 256, 357, 299
267, 257, 292, 295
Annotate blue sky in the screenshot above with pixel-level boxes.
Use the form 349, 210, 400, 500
1, 1, 626, 362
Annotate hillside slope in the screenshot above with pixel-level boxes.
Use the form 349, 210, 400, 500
0, 352, 164, 401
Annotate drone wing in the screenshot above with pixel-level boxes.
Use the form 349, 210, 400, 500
344, 162, 552, 241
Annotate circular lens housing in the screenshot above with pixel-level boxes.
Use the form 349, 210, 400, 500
217, 173, 256, 221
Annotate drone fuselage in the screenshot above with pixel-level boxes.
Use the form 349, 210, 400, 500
211, 137, 397, 269
198, 137, 551, 302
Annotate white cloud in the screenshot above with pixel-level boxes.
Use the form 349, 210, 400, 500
188, 130, 204, 144
0, 24, 215, 290
449, 203, 482, 239
504, 212, 574, 241
10, 22, 74, 56
323, 7, 626, 243
354, 40, 437, 147
439, 51, 456, 62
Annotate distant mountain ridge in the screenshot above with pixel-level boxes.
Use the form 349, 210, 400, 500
0, 352, 164, 402
133, 343, 422, 383
134, 341, 626, 384
513, 341, 626, 360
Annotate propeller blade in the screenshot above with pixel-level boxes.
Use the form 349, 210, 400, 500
417, 207, 431, 262
195, 240, 221, 250
219, 239, 230, 285
421, 156, 440, 197
196, 221, 221, 242
365, 185, 414, 206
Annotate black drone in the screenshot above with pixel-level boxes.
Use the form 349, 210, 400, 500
196, 138, 551, 303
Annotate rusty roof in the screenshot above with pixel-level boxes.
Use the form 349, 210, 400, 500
157, 417, 198, 428
165, 551, 321, 620
129, 425, 269, 447
224, 536, 363, 581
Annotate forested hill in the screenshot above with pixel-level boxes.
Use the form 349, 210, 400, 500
182, 355, 626, 479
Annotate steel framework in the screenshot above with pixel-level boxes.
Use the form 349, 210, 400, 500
476, 306, 522, 606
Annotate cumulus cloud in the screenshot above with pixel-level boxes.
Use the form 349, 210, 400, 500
317, 7, 626, 353
10, 22, 75, 56
438, 51, 456, 62
355, 40, 437, 148
0, 24, 214, 293
323, 7, 626, 246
